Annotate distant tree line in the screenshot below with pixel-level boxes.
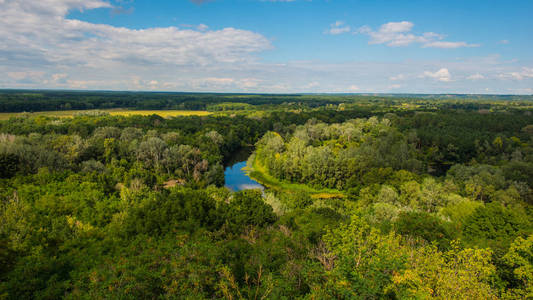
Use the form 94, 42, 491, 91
1, 89, 532, 112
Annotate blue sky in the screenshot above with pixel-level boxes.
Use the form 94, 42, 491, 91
1, 0, 532, 94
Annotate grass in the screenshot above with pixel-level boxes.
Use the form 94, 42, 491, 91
0, 109, 211, 120
245, 156, 345, 199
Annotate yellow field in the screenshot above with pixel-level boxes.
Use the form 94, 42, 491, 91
0, 109, 211, 120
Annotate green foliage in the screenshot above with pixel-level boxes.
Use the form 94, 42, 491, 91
502, 234, 533, 298
0, 152, 19, 178
462, 202, 532, 252
254, 117, 423, 190
439, 196, 482, 228
394, 211, 455, 250
321, 216, 407, 299
391, 242, 498, 299
282, 190, 313, 209
122, 189, 224, 236
224, 190, 277, 233
280, 207, 344, 244
1, 94, 533, 298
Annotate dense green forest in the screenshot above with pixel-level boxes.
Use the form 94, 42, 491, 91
1, 89, 532, 112
1, 92, 533, 299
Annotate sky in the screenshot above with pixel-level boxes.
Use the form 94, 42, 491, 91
1, 0, 532, 94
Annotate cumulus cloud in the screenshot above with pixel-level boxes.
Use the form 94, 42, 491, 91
0, 2, 532, 94
325, 21, 351, 35
7, 72, 34, 80
0, 0, 271, 69
423, 41, 479, 48
499, 68, 533, 80
197, 23, 209, 31
111, 6, 134, 15
7, 71, 45, 81
357, 21, 478, 48
422, 68, 452, 82
467, 73, 485, 80
51, 73, 68, 81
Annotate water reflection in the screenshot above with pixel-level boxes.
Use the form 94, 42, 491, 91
224, 161, 264, 191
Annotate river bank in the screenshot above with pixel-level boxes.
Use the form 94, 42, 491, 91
245, 154, 345, 199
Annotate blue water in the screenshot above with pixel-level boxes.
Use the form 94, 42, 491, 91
224, 161, 264, 191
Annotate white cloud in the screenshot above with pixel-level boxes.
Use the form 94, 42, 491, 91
0, 3, 532, 94
423, 41, 479, 48
2, 54, 531, 94
467, 73, 485, 80
519, 68, 533, 78
325, 21, 351, 35
201, 77, 235, 85
499, 68, 533, 80
0, 0, 271, 69
422, 68, 451, 82
15, 0, 112, 16
197, 24, 209, 31
388, 84, 402, 89
389, 74, 405, 81
499, 40, 509, 44
65, 79, 103, 89
7, 71, 45, 81
357, 21, 478, 48
51, 73, 68, 81
380, 21, 413, 33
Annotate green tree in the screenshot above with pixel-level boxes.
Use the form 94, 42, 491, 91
502, 234, 533, 299
321, 216, 407, 299
391, 243, 498, 299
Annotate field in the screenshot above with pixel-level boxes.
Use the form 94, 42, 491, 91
0, 109, 211, 120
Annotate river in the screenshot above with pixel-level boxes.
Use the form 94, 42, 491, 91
224, 161, 264, 191
223, 147, 264, 191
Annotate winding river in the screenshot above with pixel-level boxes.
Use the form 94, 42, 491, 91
223, 147, 264, 191
224, 161, 264, 191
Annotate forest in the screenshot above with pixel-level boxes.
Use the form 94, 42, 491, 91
0, 91, 532, 299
